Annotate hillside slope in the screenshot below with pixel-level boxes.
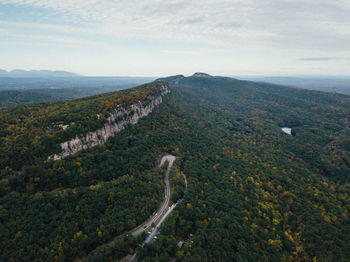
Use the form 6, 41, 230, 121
0, 81, 169, 170
1, 75, 349, 261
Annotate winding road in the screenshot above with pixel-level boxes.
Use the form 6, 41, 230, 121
129, 154, 187, 261
130, 154, 176, 236
78, 154, 181, 262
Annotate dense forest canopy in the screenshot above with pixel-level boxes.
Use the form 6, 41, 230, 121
0, 75, 349, 261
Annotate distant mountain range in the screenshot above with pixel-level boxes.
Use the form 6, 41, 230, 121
236, 76, 350, 95
0, 69, 79, 78
0, 70, 157, 107
1, 69, 349, 95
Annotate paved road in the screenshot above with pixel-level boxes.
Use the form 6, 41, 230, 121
130, 154, 176, 236
144, 171, 188, 245
76, 155, 177, 262
129, 203, 177, 262
144, 203, 177, 244
130, 158, 188, 261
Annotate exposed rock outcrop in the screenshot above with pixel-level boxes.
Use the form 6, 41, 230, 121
50, 84, 170, 160
156, 74, 185, 86
191, 72, 214, 78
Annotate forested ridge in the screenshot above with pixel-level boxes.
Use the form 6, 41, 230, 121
0, 81, 164, 170
0, 75, 349, 261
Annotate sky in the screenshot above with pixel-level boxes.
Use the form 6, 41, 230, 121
1, 0, 350, 76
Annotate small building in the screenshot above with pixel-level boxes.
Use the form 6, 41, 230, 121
177, 241, 184, 249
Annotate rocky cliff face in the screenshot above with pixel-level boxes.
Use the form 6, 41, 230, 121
50, 84, 170, 160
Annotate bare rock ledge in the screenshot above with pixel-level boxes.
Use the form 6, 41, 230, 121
49, 84, 170, 160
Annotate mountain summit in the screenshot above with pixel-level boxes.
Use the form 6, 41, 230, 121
191, 72, 214, 78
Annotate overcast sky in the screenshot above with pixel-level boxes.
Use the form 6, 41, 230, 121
1, 0, 350, 76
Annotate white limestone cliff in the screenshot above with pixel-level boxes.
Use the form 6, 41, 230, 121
49, 84, 170, 160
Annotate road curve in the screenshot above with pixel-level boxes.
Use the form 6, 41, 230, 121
130, 156, 187, 261
143, 171, 188, 245
76, 155, 177, 262
130, 154, 176, 236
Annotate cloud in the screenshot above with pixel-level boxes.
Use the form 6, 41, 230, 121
1, 0, 350, 75
1, 0, 349, 51
160, 49, 198, 55
300, 57, 350, 62
300, 57, 341, 61
176, 17, 204, 25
